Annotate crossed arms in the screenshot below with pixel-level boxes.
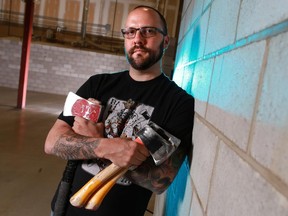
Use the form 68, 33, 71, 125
45, 116, 186, 194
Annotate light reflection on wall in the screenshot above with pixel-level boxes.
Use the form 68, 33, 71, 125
165, 22, 203, 216
173, 25, 200, 96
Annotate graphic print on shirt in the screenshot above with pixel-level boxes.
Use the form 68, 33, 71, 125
82, 97, 154, 185
104, 97, 154, 139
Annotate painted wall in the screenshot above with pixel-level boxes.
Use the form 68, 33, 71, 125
0, 37, 175, 94
154, 0, 288, 215
0, 38, 129, 95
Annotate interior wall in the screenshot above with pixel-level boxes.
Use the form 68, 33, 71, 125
0, 38, 129, 95
0, 0, 180, 92
154, 0, 288, 215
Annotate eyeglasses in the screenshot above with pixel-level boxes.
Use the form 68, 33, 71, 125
121, 27, 166, 39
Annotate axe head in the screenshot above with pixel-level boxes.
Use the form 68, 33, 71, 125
136, 122, 181, 166
63, 92, 104, 123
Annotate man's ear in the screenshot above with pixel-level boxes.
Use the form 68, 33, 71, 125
163, 35, 170, 50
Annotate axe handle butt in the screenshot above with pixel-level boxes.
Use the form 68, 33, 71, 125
70, 137, 143, 209
69, 163, 122, 207
84, 137, 143, 210
85, 168, 128, 210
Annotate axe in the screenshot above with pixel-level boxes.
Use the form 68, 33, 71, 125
53, 92, 103, 216
69, 122, 181, 210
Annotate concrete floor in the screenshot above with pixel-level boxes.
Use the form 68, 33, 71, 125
0, 87, 154, 216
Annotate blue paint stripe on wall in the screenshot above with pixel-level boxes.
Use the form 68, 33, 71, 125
175, 19, 288, 71
165, 157, 191, 216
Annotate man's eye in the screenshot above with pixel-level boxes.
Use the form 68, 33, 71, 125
144, 28, 155, 34
127, 29, 136, 35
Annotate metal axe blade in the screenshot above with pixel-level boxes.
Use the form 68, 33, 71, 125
136, 122, 181, 166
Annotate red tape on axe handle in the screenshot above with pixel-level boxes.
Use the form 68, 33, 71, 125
134, 137, 144, 145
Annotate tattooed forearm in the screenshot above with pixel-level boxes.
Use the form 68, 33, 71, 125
52, 130, 100, 160
127, 148, 186, 194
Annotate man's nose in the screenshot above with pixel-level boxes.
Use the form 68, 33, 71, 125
133, 30, 145, 43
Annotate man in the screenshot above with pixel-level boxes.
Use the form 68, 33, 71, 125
45, 5, 194, 216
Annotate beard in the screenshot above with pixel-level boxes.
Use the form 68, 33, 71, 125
126, 41, 164, 70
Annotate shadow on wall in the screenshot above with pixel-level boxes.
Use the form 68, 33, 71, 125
165, 25, 200, 215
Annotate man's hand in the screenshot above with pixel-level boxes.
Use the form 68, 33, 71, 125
72, 98, 104, 138
99, 138, 150, 168
73, 116, 104, 138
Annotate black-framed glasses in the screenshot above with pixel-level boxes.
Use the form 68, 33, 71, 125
121, 27, 166, 39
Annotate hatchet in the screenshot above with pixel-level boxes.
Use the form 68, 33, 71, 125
69, 122, 181, 209
53, 92, 103, 216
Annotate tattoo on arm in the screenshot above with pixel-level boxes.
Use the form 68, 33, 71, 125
127, 147, 186, 194
52, 130, 100, 160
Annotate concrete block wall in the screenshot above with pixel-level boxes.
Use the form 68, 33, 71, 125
0, 37, 175, 95
154, 0, 288, 215
0, 38, 129, 95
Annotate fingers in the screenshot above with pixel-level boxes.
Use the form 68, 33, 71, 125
73, 116, 104, 138
133, 144, 150, 162
88, 98, 101, 105
107, 139, 150, 167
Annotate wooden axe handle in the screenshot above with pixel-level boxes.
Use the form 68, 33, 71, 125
69, 163, 123, 207
84, 137, 143, 210
70, 137, 144, 208
84, 168, 128, 210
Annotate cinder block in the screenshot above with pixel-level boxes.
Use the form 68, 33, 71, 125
8, 64, 20, 70
13, 53, 21, 58
196, 8, 209, 60
251, 31, 288, 185
206, 41, 265, 150
191, 117, 218, 210
1, 55, 9, 60
153, 192, 167, 216
44, 57, 52, 62
177, 19, 185, 43
191, 58, 214, 117
205, 0, 241, 54
203, 0, 212, 10
178, 3, 191, 42
63, 64, 72, 69
189, 0, 204, 26
190, 192, 204, 216
237, 0, 288, 39
207, 142, 288, 216
88, 52, 97, 56
182, 0, 191, 16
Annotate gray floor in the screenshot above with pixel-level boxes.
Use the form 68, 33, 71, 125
0, 87, 154, 216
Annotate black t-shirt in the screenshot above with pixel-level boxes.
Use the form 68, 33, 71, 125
52, 70, 194, 216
